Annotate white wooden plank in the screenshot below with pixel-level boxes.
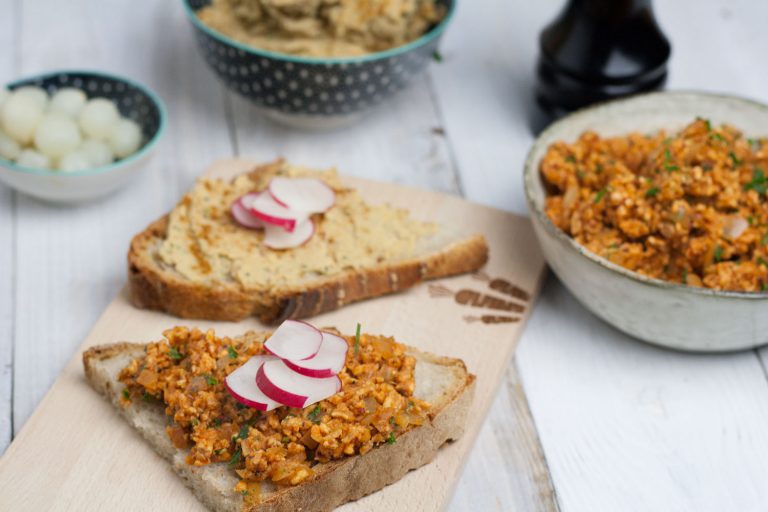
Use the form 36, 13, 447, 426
0, 0, 18, 456
518, 277, 768, 512
227, 77, 460, 193
11, 0, 234, 433
428, 0, 557, 214
449, 360, 558, 512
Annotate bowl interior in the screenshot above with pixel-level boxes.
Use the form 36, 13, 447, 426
524, 91, 768, 299
2, 71, 165, 176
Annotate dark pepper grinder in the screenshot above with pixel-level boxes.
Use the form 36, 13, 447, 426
531, 0, 671, 133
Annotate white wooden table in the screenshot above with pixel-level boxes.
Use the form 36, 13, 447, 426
3, 1, 768, 511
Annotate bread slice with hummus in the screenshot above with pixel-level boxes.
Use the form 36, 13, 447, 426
128, 160, 488, 323
83, 327, 475, 512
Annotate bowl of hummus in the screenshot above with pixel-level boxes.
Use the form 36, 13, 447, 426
183, 0, 454, 128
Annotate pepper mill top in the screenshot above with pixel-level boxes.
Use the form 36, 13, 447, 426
532, 0, 671, 132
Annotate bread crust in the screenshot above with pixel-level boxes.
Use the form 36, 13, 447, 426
127, 176, 489, 324
83, 341, 476, 512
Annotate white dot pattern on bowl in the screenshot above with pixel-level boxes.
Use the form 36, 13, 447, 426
188, 0, 445, 117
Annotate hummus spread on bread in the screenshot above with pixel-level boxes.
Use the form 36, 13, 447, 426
197, 0, 445, 58
158, 161, 436, 289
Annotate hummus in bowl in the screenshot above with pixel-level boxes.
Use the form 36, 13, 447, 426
197, 0, 445, 58
183, 0, 455, 127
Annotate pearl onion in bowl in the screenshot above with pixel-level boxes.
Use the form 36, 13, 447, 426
0, 70, 166, 203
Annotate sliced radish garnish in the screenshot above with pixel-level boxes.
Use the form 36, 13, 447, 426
231, 194, 265, 229
284, 331, 349, 378
263, 320, 323, 361
264, 219, 314, 249
269, 177, 335, 214
248, 191, 308, 232
256, 359, 341, 409
225, 356, 281, 411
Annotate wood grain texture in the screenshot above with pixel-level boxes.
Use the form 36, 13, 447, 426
0, 0, 18, 452
451, 358, 558, 512
227, 77, 461, 195
519, 277, 768, 512
0, 160, 546, 511
9, 0, 234, 432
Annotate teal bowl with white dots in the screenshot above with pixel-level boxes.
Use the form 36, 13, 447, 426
0, 70, 166, 203
183, 0, 455, 128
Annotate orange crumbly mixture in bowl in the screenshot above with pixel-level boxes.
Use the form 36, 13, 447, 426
542, 118, 768, 291
118, 327, 429, 494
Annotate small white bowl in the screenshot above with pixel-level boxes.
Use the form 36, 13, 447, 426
524, 91, 768, 352
0, 70, 166, 203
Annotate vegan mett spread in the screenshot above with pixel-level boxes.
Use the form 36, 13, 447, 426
197, 0, 445, 58
118, 326, 429, 492
157, 161, 436, 290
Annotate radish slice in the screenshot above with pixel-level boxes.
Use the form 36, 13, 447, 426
256, 359, 341, 409
269, 177, 335, 214
284, 332, 349, 378
231, 194, 265, 229
225, 356, 281, 411
263, 320, 323, 361
248, 192, 307, 232
264, 219, 314, 249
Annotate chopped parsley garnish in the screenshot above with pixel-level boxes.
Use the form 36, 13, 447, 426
682, 268, 688, 283
386, 432, 396, 444
748, 216, 755, 226
308, 404, 323, 424
122, 389, 131, 401
236, 422, 251, 441
354, 323, 361, 356
432, 50, 443, 62
204, 374, 218, 386
191, 418, 199, 427
240, 490, 248, 496
761, 232, 768, 246
645, 186, 660, 198
698, 117, 712, 131
709, 133, 727, 143
282, 436, 290, 444
227, 346, 238, 359
729, 151, 741, 167
664, 164, 679, 172
593, 187, 608, 204
228, 449, 242, 467
744, 168, 767, 194
595, 163, 604, 174
713, 245, 724, 262
664, 148, 672, 162
211, 418, 222, 428
565, 155, 577, 163
168, 347, 183, 360
762, 283, 767, 292
142, 391, 153, 402
389, 417, 395, 425
757, 257, 768, 267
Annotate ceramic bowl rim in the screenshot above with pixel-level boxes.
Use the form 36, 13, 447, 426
181, 0, 456, 65
0, 69, 167, 178
523, 89, 768, 301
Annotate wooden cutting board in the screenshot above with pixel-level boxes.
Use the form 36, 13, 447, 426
0, 159, 546, 511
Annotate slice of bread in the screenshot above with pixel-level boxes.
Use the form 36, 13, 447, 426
83, 338, 475, 512
128, 161, 488, 323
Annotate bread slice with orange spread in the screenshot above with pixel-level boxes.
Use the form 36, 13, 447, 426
128, 160, 488, 323
83, 326, 475, 512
